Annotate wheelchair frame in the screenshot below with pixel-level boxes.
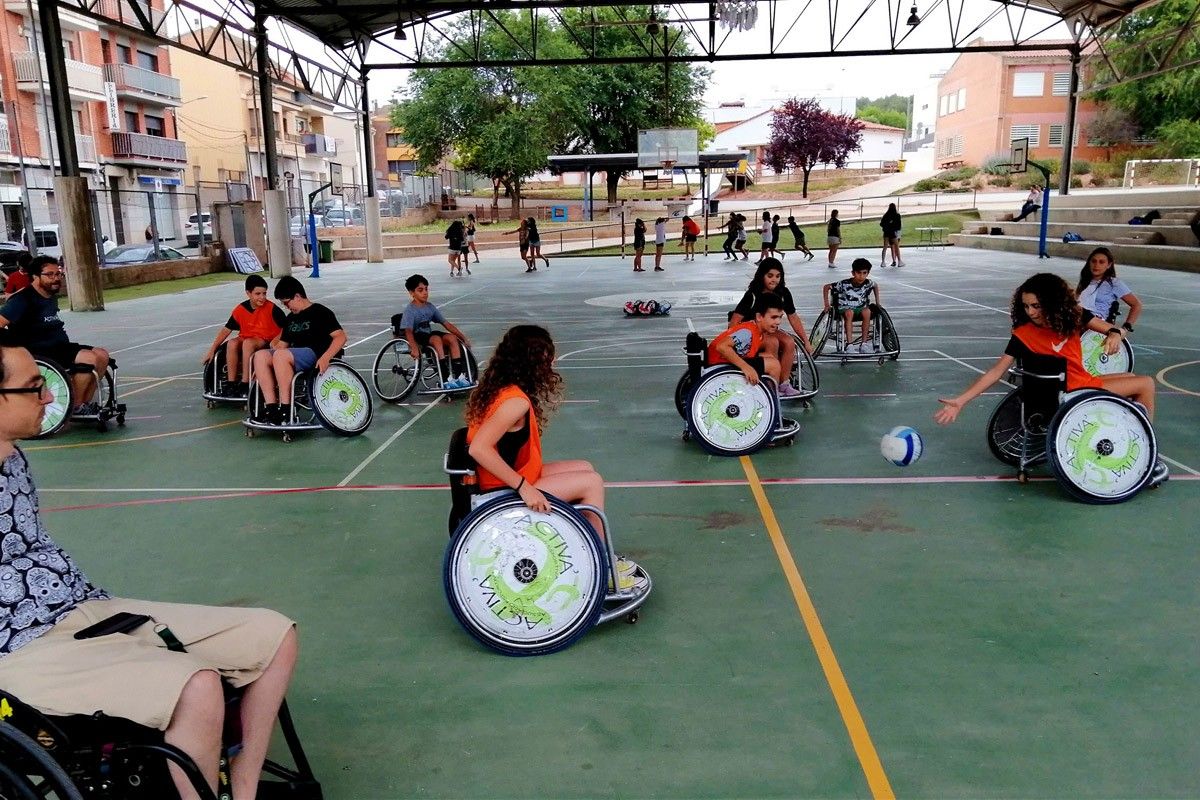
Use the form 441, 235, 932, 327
243, 358, 372, 443
202, 347, 250, 407
34, 357, 126, 438
985, 363, 1162, 503
0, 689, 320, 800
808, 296, 900, 366
371, 329, 479, 403
442, 429, 652, 656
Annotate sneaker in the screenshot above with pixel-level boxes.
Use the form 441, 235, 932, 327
857, 342, 869, 354
72, 402, 99, 417
465, 265, 472, 275
777, 381, 802, 398
896, 260, 905, 268
443, 378, 462, 390
880, 260, 887, 269
614, 558, 648, 592
806, 253, 815, 261
828, 263, 836, 269
275, 404, 292, 425
453, 374, 470, 388
654, 266, 665, 271
779, 252, 785, 259
890, 261, 897, 267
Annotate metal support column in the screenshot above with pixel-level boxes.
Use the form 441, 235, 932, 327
1058, 46, 1081, 196
37, 1, 77, 176
254, 10, 279, 190
361, 69, 383, 262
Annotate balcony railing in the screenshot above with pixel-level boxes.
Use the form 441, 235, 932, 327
12, 52, 104, 97
303, 133, 336, 156
110, 132, 186, 163
104, 63, 181, 104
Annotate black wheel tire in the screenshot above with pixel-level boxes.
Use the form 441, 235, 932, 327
877, 306, 900, 359
310, 362, 373, 437
1045, 391, 1156, 505
790, 336, 820, 397
371, 339, 420, 402
674, 371, 695, 420
0, 721, 84, 800
809, 310, 831, 357
986, 388, 1047, 468
684, 366, 779, 457
626, 612, 639, 624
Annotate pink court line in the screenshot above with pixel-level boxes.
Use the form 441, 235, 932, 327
43, 474, 1200, 513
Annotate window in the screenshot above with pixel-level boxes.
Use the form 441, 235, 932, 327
939, 95, 948, 116
386, 133, 405, 147
946, 92, 957, 113
144, 114, 165, 137
124, 110, 140, 133
1013, 72, 1044, 97
136, 50, 158, 71
1011, 124, 1040, 146
957, 87, 966, 110
1048, 124, 1064, 147
1052, 73, 1070, 96
116, 44, 131, 64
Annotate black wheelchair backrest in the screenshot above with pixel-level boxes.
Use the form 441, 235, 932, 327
1013, 355, 1067, 418
390, 313, 405, 337
446, 427, 478, 535
685, 332, 708, 378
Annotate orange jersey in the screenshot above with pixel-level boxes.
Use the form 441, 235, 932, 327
1010, 322, 1103, 391
467, 385, 544, 491
683, 218, 701, 236
227, 300, 286, 342
707, 322, 762, 365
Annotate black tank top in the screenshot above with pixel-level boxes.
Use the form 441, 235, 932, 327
496, 413, 530, 467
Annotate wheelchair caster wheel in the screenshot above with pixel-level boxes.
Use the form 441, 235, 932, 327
116, 414, 125, 427
1017, 471, 1029, 484
282, 432, 293, 443
626, 612, 639, 624
681, 430, 690, 442
206, 400, 216, 409
878, 357, 885, 366
840, 358, 848, 366
245, 427, 255, 438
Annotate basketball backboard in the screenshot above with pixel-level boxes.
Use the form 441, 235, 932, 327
1009, 138, 1028, 174
638, 128, 699, 169
330, 162, 344, 196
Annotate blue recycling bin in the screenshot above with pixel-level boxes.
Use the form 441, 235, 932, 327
550, 205, 568, 222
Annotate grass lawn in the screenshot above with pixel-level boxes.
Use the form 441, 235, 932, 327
467, 185, 690, 201
102, 272, 249, 304
565, 211, 980, 256
379, 219, 594, 235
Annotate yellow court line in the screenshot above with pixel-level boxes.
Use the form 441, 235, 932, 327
1156, 360, 1200, 398
740, 456, 896, 800
24, 420, 243, 451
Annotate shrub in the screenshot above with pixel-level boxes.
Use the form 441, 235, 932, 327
914, 178, 951, 192
943, 186, 972, 193
990, 174, 1012, 187
1089, 176, 1113, 188
1090, 161, 1116, 180
936, 166, 980, 182
983, 153, 1012, 175
1017, 173, 1046, 190
1149, 161, 1188, 184
1070, 176, 1083, 188
1036, 158, 1061, 175
971, 174, 987, 191
1070, 159, 1091, 176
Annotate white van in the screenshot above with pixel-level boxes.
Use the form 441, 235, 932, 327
21, 225, 62, 259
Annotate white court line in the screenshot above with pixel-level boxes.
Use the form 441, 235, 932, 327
558, 336, 683, 361
932, 348, 1015, 388
337, 398, 441, 487
121, 377, 182, 398
891, 281, 1008, 314
1160, 455, 1200, 476
111, 325, 216, 354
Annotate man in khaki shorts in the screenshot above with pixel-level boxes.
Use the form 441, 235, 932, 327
0, 339, 299, 800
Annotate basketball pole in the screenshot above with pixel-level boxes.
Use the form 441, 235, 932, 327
1030, 162, 1052, 258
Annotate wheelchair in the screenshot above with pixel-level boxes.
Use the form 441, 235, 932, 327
442, 428, 652, 656
808, 296, 900, 365
34, 356, 126, 438
673, 333, 801, 456
985, 357, 1165, 503
0, 687, 320, 799
202, 347, 250, 408
372, 321, 479, 403
1080, 330, 1134, 376
243, 359, 372, 443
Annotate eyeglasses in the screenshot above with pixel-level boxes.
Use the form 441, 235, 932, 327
0, 376, 48, 395
38, 271, 65, 278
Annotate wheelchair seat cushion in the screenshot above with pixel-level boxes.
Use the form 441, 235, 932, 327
0, 598, 294, 731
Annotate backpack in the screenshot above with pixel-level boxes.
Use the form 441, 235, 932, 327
1062, 232, 1085, 243
1128, 216, 1147, 225
990, 227, 1003, 236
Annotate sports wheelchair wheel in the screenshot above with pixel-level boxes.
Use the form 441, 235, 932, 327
372, 339, 420, 402
0, 722, 83, 800
809, 310, 832, 357
1046, 390, 1157, 504
1079, 331, 1134, 376
33, 359, 71, 438
876, 305, 900, 360
444, 493, 607, 656
986, 388, 1049, 468
684, 365, 779, 456
789, 335, 820, 399
674, 371, 695, 420
309, 361, 372, 436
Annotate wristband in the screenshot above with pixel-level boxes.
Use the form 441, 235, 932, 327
1106, 328, 1122, 336
515, 477, 525, 491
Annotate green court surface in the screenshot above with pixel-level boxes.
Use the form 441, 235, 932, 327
31, 245, 1200, 798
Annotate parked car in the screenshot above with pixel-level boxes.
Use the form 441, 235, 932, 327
184, 213, 213, 247
20, 225, 63, 259
290, 214, 313, 237
321, 207, 364, 227
103, 244, 185, 265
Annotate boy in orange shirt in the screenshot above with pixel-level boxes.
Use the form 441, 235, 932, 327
201, 274, 286, 396
707, 293, 786, 386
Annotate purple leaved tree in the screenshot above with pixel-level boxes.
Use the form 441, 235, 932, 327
764, 98, 865, 198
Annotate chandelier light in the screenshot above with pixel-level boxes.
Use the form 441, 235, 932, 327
715, 1, 759, 32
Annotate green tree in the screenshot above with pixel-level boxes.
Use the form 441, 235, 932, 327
1091, 0, 1200, 133
856, 105, 908, 130
1085, 106, 1140, 160
1154, 119, 1200, 157
857, 94, 911, 132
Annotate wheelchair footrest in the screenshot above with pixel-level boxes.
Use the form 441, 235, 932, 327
770, 418, 801, 441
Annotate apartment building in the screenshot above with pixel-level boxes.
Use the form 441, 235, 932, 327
370, 112, 418, 186
934, 39, 1106, 169
0, 0, 188, 243
172, 45, 359, 215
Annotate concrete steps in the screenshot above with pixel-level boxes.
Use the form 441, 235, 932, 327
979, 206, 1199, 225
949, 233, 1200, 272
966, 219, 1198, 247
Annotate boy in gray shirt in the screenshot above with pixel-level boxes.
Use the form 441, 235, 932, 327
395, 274, 473, 388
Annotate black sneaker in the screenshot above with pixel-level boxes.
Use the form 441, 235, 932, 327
255, 403, 277, 424
275, 404, 292, 425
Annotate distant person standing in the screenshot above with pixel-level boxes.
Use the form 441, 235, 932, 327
879, 203, 904, 268
465, 213, 480, 264
734, 214, 750, 260
680, 216, 700, 261
826, 210, 842, 268
787, 216, 813, 260
756, 211, 772, 264
503, 218, 534, 272
770, 214, 785, 260
632, 218, 647, 272
526, 217, 550, 269
719, 214, 738, 261
653, 217, 667, 271
445, 219, 464, 278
